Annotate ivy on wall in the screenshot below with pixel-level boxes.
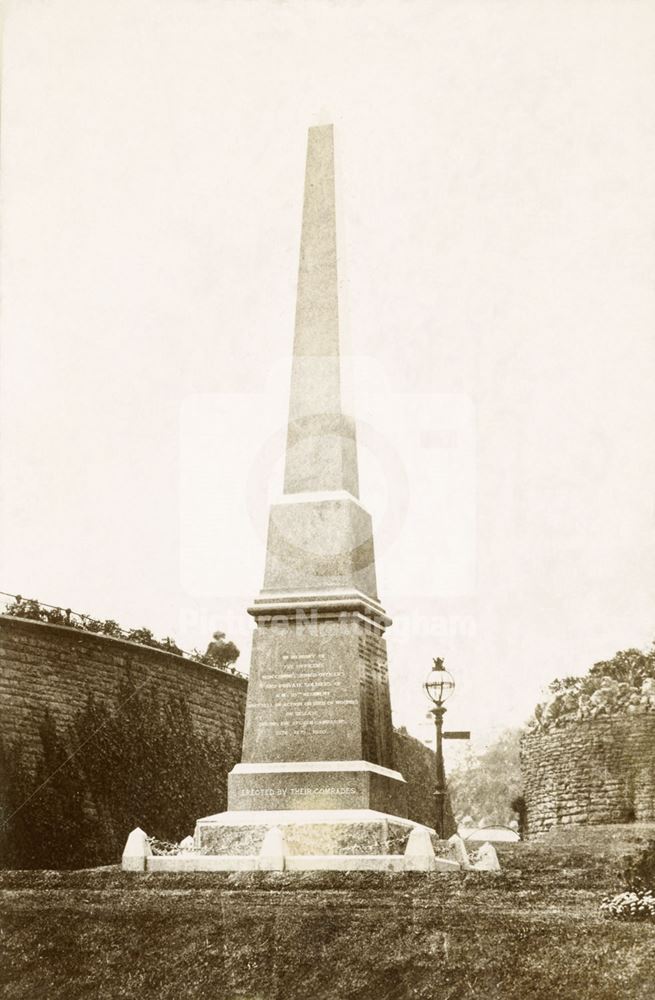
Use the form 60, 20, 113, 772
0, 680, 240, 869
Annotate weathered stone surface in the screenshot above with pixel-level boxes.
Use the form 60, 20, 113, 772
195, 809, 419, 857
149, 854, 259, 873
405, 825, 435, 858
262, 494, 377, 598
228, 761, 405, 816
448, 833, 472, 870
195, 125, 413, 863
521, 716, 655, 837
0, 616, 246, 771
148, 851, 461, 873
283, 125, 359, 499
471, 842, 501, 872
235, 606, 403, 816
258, 827, 286, 871
122, 827, 151, 872
283, 854, 459, 872
240, 617, 393, 766
403, 826, 439, 871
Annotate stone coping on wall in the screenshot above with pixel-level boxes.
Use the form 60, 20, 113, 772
0, 614, 248, 689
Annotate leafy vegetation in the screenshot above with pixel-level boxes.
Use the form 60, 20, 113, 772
1, 595, 241, 674
0, 682, 241, 869
530, 641, 655, 731
447, 727, 523, 828
601, 886, 655, 922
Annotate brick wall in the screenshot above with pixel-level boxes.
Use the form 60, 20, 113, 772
520, 715, 655, 837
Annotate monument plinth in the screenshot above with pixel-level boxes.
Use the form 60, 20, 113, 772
194, 125, 431, 863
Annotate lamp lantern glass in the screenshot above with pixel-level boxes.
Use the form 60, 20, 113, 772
424, 657, 455, 706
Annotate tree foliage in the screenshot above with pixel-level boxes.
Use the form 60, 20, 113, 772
447, 728, 523, 828
199, 631, 240, 671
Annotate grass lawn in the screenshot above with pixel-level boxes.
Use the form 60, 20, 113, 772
1, 825, 654, 999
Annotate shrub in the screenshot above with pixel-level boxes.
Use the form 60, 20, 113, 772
0, 684, 241, 869
3, 598, 45, 623
125, 627, 156, 647
101, 619, 124, 638
530, 640, 655, 731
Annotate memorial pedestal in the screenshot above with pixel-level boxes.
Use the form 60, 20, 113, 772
195, 807, 431, 857
227, 760, 407, 816
122, 126, 453, 874
187, 126, 418, 869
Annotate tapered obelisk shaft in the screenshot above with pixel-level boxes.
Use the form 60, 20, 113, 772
292, 124, 339, 361
200, 124, 409, 849
283, 125, 359, 498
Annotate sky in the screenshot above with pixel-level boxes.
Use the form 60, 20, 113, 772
1, 0, 654, 757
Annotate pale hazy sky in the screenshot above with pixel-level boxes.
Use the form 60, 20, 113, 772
1, 0, 654, 755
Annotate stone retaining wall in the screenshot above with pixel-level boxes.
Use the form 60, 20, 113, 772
0, 615, 437, 825
520, 715, 655, 837
0, 615, 247, 767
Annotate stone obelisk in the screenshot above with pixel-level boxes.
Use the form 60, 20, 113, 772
196, 125, 419, 857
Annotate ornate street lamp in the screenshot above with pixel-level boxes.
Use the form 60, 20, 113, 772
424, 657, 456, 839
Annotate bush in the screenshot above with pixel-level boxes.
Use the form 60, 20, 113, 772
194, 632, 240, 671
530, 641, 655, 731
0, 683, 241, 869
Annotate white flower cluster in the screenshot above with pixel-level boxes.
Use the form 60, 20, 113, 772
600, 887, 655, 921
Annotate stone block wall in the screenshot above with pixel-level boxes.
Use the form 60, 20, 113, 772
520, 715, 655, 837
0, 615, 247, 768
0, 615, 438, 827
393, 728, 456, 834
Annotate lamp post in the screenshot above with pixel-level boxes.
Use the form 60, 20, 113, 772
424, 657, 456, 839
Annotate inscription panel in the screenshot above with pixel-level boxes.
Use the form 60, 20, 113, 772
229, 770, 365, 811
228, 767, 407, 815
241, 623, 363, 762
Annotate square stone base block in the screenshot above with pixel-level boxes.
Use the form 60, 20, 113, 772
194, 808, 433, 857
227, 760, 407, 817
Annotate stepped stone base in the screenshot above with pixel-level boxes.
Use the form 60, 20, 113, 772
121, 821, 501, 874
194, 808, 433, 857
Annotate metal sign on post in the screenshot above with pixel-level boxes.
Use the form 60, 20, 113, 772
443, 731, 471, 740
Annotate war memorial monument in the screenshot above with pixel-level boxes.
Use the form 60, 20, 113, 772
123, 125, 493, 874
